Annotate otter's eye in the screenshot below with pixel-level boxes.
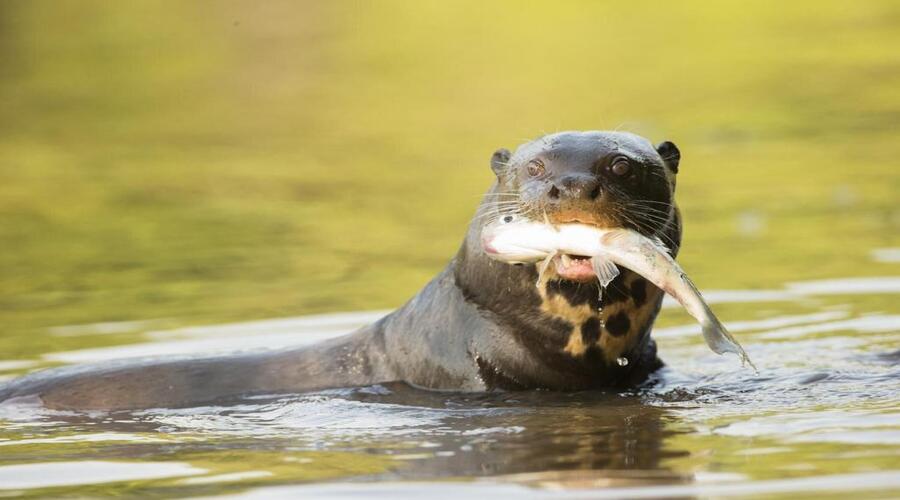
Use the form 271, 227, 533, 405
526, 159, 545, 177
611, 159, 631, 177
502, 215, 515, 223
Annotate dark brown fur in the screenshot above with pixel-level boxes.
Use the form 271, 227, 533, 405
0, 131, 682, 410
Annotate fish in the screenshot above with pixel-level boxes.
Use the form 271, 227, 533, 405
481, 215, 755, 368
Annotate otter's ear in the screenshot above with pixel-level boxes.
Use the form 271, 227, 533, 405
490, 148, 511, 178
656, 141, 680, 174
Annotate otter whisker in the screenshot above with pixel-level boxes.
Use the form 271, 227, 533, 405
480, 196, 522, 202
476, 205, 525, 213
627, 196, 673, 204
479, 201, 525, 206
628, 205, 673, 216
626, 209, 673, 223
626, 202, 675, 220
473, 209, 523, 221
480, 192, 522, 198
478, 199, 525, 206
474, 203, 523, 213
607, 204, 679, 251
473, 205, 537, 223
630, 213, 673, 224
627, 208, 675, 224
628, 200, 674, 209
625, 217, 679, 251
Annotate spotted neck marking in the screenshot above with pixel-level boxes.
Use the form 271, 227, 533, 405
536, 270, 663, 364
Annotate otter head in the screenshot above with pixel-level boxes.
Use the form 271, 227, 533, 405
455, 131, 682, 378
484, 131, 680, 282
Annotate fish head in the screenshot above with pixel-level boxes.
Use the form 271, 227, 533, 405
482, 131, 680, 282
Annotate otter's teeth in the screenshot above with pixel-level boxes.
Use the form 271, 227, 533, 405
561, 254, 573, 267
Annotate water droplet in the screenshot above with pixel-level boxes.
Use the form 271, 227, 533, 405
616, 357, 628, 367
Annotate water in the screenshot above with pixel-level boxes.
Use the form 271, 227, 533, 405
0, 1, 898, 497
2, 286, 899, 497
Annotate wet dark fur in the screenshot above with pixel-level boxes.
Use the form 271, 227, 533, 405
0, 131, 682, 410
456, 131, 682, 390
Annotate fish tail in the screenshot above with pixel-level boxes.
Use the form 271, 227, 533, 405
701, 318, 757, 372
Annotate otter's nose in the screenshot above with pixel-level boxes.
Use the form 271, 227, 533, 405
548, 174, 602, 201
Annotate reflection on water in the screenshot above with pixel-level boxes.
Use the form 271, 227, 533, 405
0, 461, 205, 490
0, 0, 898, 497
2, 281, 899, 496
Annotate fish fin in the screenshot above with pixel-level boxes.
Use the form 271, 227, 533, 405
535, 251, 557, 288
652, 236, 673, 256
591, 256, 620, 289
591, 257, 619, 311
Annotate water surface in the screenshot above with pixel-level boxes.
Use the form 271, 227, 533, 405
2, 283, 899, 497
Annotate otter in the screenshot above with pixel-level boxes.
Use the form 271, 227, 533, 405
0, 131, 682, 410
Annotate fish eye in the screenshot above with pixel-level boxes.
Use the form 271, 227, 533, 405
502, 215, 515, 223
526, 159, 545, 177
611, 159, 631, 177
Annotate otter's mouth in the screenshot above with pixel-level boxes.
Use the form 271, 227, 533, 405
553, 253, 596, 281
543, 214, 614, 282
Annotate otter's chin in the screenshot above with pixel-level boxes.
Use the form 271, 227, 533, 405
553, 254, 597, 282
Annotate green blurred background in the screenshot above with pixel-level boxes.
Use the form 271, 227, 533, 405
1, 1, 898, 359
